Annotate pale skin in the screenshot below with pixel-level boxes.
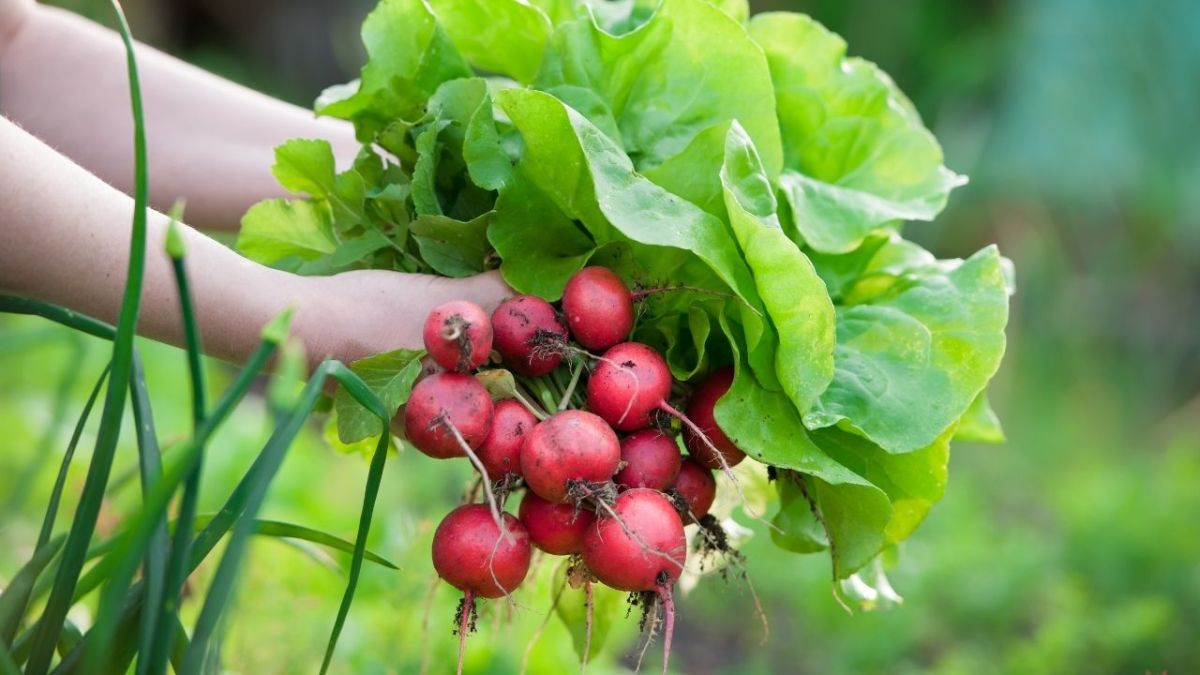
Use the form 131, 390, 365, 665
0, 0, 512, 367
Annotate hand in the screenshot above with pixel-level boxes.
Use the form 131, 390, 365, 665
293, 269, 513, 367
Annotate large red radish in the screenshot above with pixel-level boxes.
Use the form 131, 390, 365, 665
490, 295, 568, 376
585, 342, 671, 431
520, 410, 620, 503
404, 373, 493, 460
561, 266, 635, 351
432, 505, 531, 599
423, 300, 493, 372
581, 488, 685, 592
432, 504, 532, 675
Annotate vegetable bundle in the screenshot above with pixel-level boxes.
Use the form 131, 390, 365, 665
238, 0, 1011, 628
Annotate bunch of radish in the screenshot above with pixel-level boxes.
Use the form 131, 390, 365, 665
407, 267, 747, 674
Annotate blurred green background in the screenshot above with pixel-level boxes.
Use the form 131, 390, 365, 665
3, 0, 1198, 673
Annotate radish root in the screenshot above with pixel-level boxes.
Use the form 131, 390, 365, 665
581, 580, 594, 674
454, 590, 477, 675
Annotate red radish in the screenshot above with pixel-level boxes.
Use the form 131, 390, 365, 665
477, 399, 537, 478
581, 488, 685, 592
562, 266, 634, 351
520, 410, 621, 503
587, 348, 763, 529
490, 295, 568, 376
585, 342, 671, 431
432, 504, 531, 599
433, 504, 532, 675
423, 300, 493, 372
673, 458, 716, 519
614, 430, 682, 491
518, 491, 595, 555
682, 367, 746, 470
404, 373, 494, 460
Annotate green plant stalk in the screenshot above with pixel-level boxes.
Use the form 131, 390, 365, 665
0, 295, 116, 341
144, 216, 208, 675
25, 0, 149, 670
178, 361, 388, 673
0, 536, 66, 650
128, 353, 170, 675
0, 644, 17, 675
36, 364, 111, 549
320, 428, 390, 674
80, 336, 280, 672
558, 362, 584, 411
0, 363, 109, 648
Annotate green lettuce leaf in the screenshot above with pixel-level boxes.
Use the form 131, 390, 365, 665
720, 122, 836, 412
426, 0, 553, 83
237, 199, 336, 265
496, 87, 757, 300
315, 0, 471, 136
712, 331, 890, 578
749, 12, 965, 253
805, 245, 1010, 453
488, 173, 594, 300
535, 0, 782, 180
954, 391, 1006, 443
409, 212, 493, 278
334, 349, 425, 443
811, 426, 952, 545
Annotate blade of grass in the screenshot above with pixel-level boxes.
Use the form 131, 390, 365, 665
36, 364, 112, 549
144, 204, 205, 675
179, 362, 337, 674
25, 0, 150, 669
129, 352, 170, 675
180, 361, 390, 674
320, 428, 389, 674
198, 518, 398, 570
0, 643, 17, 675
0, 363, 108, 647
0, 296, 116, 341
0, 536, 66, 647
83, 323, 285, 672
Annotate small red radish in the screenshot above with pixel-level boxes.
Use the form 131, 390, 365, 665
518, 491, 595, 555
477, 399, 537, 478
423, 300, 493, 372
614, 430, 682, 491
404, 373, 494, 459
490, 295, 568, 377
587, 350, 763, 532
432, 504, 532, 599
585, 342, 671, 431
673, 458, 716, 519
562, 266, 634, 351
520, 410, 620, 503
432, 504, 532, 675
682, 367, 746, 470
581, 488, 685, 592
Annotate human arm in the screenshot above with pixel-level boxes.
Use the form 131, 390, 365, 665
0, 118, 512, 366
0, 0, 359, 232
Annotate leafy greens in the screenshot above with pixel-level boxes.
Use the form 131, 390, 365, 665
237, 0, 1012, 582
